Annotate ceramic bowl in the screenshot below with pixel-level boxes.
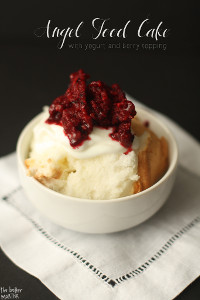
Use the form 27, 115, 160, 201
17, 107, 178, 234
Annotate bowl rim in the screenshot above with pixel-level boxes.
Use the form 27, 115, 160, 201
17, 106, 178, 204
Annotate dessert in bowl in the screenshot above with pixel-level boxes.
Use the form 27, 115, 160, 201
17, 70, 178, 233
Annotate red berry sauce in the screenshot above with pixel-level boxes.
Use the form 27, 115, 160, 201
144, 120, 150, 128
46, 70, 136, 148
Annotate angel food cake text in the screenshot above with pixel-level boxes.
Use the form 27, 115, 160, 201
25, 70, 168, 199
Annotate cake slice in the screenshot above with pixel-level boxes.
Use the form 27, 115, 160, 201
132, 118, 169, 193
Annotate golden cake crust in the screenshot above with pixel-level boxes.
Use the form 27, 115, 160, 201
132, 118, 169, 193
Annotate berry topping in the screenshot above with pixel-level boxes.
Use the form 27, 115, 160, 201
46, 69, 136, 148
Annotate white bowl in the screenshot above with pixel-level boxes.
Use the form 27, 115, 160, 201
17, 107, 178, 234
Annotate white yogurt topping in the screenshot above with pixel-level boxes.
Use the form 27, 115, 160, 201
30, 110, 139, 160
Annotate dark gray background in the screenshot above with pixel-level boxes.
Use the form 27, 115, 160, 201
0, 0, 200, 299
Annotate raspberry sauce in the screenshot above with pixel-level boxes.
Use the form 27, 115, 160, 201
46, 70, 136, 148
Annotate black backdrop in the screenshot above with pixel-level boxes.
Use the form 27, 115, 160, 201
0, 0, 200, 299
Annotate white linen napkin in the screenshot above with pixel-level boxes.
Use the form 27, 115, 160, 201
0, 100, 200, 300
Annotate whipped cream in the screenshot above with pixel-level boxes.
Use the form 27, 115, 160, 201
30, 109, 140, 160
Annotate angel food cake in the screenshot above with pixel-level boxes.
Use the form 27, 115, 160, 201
25, 70, 168, 199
